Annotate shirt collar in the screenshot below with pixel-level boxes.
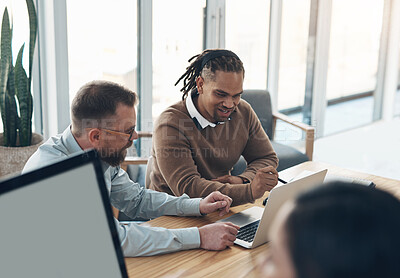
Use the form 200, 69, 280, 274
185, 90, 230, 130
63, 125, 111, 173
62, 125, 85, 153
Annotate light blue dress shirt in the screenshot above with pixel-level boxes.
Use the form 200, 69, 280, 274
23, 126, 202, 257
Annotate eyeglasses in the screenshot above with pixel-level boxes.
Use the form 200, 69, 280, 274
95, 127, 136, 141
101, 128, 136, 141
85, 127, 136, 141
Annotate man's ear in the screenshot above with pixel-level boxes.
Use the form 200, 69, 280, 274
196, 76, 204, 94
87, 128, 102, 147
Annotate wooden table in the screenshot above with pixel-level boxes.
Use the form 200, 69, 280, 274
124, 161, 400, 278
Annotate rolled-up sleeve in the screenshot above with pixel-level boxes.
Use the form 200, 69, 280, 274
114, 218, 200, 257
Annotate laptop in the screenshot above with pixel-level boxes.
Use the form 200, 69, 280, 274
217, 169, 328, 249
0, 150, 128, 278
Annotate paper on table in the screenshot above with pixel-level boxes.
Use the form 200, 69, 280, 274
288, 170, 375, 187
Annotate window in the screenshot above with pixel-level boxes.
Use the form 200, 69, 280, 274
395, 48, 400, 117
152, 0, 205, 121
277, 0, 311, 111
324, 0, 384, 134
66, 0, 138, 103
225, 0, 270, 89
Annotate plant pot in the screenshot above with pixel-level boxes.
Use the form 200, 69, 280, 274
0, 133, 44, 177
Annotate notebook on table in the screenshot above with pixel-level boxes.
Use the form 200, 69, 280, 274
217, 169, 328, 249
0, 150, 128, 278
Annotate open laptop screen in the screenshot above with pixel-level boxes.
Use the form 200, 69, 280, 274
0, 150, 127, 278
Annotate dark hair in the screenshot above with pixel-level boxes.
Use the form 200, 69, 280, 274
71, 80, 138, 136
175, 49, 244, 100
284, 182, 400, 278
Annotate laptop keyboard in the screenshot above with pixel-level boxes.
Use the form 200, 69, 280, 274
236, 220, 260, 243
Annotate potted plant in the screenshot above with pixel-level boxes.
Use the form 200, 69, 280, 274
0, 0, 43, 177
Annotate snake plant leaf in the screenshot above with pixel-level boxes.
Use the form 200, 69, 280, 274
1, 8, 12, 145
26, 0, 37, 84
1, 8, 11, 103
0, 8, 11, 90
15, 43, 32, 146
5, 65, 18, 146
4, 46, 18, 146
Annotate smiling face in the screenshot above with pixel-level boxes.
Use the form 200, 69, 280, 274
195, 70, 244, 123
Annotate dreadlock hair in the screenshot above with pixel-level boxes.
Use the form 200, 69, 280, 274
175, 49, 245, 100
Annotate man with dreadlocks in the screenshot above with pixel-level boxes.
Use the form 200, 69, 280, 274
149, 49, 279, 206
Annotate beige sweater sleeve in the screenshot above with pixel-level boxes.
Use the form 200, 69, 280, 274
238, 104, 279, 182
153, 122, 255, 206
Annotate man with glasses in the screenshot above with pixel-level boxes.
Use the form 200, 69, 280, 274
23, 80, 239, 257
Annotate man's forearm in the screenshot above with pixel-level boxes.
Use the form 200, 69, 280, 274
117, 219, 200, 257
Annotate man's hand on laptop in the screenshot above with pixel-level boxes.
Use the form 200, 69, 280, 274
198, 222, 240, 250
200, 191, 233, 216
251, 166, 279, 200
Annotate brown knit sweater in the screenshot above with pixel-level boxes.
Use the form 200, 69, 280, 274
149, 98, 278, 206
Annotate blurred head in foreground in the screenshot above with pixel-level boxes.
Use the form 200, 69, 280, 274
262, 181, 400, 278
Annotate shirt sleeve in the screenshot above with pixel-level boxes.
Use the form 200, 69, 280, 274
114, 218, 200, 257
238, 105, 279, 182
110, 167, 202, 219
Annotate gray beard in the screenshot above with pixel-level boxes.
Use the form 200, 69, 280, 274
98, 147, 128, 167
